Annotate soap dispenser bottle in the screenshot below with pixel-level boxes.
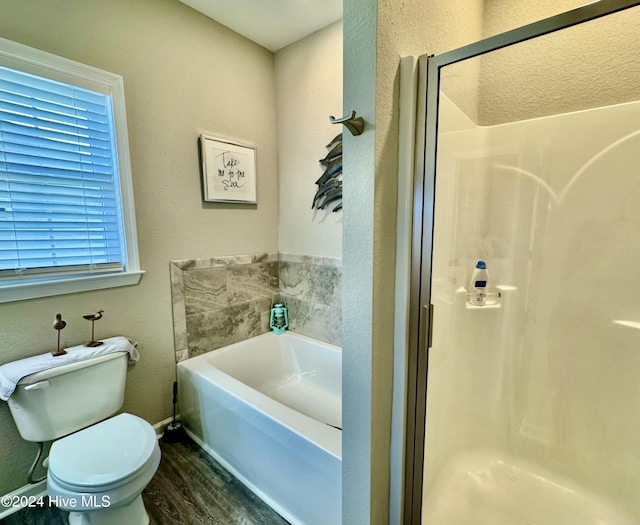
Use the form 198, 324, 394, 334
469, 260, 489, 306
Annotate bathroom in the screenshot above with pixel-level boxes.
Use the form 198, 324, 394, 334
0, 0, 342, 522
2, 0, 640, 524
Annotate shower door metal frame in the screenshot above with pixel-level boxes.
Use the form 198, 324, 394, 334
405, 1, 640, 522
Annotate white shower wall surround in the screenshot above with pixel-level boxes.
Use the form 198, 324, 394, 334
426, 94, 640, 520
170, 252, 341, 361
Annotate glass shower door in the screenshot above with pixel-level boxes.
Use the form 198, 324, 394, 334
417, 2, 640, 524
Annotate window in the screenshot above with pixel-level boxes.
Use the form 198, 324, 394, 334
0, 38, 142, 303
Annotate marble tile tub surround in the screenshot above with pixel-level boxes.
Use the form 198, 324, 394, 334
170, 253, 342, 361
278, 253, 342, 347
171, 253, 279, 361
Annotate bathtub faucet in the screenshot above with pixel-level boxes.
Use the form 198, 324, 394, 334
269, 304, 289, 335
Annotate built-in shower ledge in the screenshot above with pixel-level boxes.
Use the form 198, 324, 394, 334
465, 302, 501, 310
458, 284, 517, 310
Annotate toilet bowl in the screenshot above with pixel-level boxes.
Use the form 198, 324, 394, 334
47, 413, 161, 525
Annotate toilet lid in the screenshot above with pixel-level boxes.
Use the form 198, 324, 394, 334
49, 412, 157, 488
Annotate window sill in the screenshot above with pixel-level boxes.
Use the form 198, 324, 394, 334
0, 271, 145, 303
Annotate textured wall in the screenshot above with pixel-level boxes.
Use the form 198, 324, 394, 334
0, 0, 278, 496
342, 0, 378, 522
274, 21, 343, 258
478, 1, 640, 124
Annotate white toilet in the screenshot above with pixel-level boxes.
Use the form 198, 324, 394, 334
6, 351, 160, 525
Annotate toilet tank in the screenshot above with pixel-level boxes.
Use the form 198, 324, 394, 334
7, 352, 128, 442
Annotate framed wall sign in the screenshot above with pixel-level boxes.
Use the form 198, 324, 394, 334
200, 134, 257, 203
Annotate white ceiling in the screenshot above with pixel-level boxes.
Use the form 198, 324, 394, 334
179, 0, 343, 52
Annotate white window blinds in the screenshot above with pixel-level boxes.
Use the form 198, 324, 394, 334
0, 66, 125, 279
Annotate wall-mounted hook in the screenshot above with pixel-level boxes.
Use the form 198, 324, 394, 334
329, 110, 364, 136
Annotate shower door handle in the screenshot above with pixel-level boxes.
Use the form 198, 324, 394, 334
420, 304, 434, 352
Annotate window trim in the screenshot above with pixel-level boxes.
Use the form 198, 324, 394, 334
0, 37, 143, 303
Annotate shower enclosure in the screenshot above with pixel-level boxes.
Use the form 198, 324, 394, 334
406, 1, 640, 523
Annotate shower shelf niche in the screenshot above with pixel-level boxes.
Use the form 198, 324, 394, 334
464, 291, 501, 309
457, 285, 517, 309
464, 292, 502, 310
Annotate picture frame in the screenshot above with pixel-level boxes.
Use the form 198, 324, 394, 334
200, 134, 257, 203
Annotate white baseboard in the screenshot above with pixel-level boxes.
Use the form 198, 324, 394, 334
0, 415, 177, 519
0, 479, 47, 520
153, 415, 178, 438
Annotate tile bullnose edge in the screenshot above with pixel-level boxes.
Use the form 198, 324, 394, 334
279, 252, 343, 268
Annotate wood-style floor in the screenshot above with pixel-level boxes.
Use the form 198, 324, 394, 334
1, 434, 290, 525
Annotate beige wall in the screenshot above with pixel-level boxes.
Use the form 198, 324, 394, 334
275, 21, 343, 258
342, 0, 377, 522
478, 0, 640, 124
0, 0, 278, 495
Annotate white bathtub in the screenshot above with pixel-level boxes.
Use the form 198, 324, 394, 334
177, 331, 342, 525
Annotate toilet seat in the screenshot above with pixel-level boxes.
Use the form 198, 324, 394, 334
49, 412, 158, 492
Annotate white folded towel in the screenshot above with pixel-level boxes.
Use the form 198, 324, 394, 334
0, 336, 139, 401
